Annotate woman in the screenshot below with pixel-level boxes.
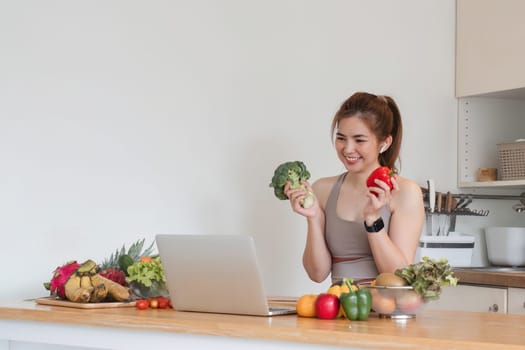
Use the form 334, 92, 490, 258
286, 92, 424, 283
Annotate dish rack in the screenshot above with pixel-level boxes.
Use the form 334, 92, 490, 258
423, 193, 490, 234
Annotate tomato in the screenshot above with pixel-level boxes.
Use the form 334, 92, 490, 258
135, 299, 149, 310
157, 296, 170, 309
366, 166, 396, 196
149, 297, 159, 309
315, 293, 340, 319
296, 294, 317, 317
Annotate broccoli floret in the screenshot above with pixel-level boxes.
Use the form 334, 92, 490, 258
269, 161, 315, 208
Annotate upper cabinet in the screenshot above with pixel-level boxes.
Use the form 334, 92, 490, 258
456, 0, 525, 190
456, 0, 525, 98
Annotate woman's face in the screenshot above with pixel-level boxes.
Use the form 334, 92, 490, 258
334, 116, 381, 174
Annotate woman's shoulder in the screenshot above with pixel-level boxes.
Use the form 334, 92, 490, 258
312, 174, 342, 190
396, 176, 423, 193
393, 175, 424, 205
311, 174, 343, 205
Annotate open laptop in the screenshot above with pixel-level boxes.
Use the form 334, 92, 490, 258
155, 234, 296, 316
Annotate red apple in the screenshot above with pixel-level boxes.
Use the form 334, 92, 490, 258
315, 293, 340, 319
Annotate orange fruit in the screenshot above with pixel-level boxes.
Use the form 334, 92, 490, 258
296, 294, 317, 317
370, 289, 396, 314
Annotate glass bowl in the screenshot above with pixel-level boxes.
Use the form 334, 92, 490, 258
360, 284, 427, 319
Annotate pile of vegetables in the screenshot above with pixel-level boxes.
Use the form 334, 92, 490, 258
296, 278, 371, 321
47, 259, 131, 303
269, 160, 314, 209
45, 238, 169, 303
395, 256, 458, 301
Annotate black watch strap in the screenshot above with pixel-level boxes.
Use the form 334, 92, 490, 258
364, 217, 384, 233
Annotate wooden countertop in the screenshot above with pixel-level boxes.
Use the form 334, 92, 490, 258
1, 300, 525, 349
453, 268, 525, 288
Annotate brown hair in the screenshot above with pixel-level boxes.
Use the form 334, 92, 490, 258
330, 92, 403, 170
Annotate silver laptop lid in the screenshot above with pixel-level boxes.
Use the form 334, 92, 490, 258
156, 234, 279, 316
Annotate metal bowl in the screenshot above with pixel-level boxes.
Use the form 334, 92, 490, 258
485, 227, 525, 267
360, 284, 427, 319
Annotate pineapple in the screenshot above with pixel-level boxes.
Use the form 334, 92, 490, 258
99, 239, 156, 286
99, 238, 156, 270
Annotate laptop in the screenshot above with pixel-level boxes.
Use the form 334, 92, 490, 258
155, 234, 297, 316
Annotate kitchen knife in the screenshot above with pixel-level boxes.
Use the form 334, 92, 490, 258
436, 192, 443, 235
446, 191, 456, 233
426, 179, 435, 236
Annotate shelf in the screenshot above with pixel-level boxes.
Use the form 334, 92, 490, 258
457, 97, 525, 192
459, 180, 525, 189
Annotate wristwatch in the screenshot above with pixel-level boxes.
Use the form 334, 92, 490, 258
364, 217, 384, 233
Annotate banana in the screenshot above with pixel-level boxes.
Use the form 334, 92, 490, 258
69, 287, 91, 303
64, 274, 91, 303
91, 274, 130, 302
90, 283, 108, 303
64, 275, 81, 301
77, 259, 99, 276
80, 275, 94, 292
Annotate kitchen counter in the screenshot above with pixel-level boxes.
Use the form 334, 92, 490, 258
453, 268, 525, 288
1, 300, 525, 349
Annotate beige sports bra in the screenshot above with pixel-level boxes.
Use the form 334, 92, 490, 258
324, 173, 391, 281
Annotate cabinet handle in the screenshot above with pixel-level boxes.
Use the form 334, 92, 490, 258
488, 304, 499, 312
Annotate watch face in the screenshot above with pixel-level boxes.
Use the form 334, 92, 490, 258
365, 218, 384, 232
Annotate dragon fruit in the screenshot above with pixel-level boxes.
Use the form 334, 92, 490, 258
49, 261, 80, 299
99, 268, 128, 286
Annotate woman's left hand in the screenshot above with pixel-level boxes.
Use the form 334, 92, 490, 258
364, 176, 398, 219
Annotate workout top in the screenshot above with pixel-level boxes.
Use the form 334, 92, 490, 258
325, 173, 391, 282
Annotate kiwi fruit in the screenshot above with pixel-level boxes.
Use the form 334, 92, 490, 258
375, 272, 408, 286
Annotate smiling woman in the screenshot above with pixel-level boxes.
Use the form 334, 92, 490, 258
284, 92, 425, 285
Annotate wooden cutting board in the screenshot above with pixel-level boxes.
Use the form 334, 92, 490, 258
36, 296, 136, 309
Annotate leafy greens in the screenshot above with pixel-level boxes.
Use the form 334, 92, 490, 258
395, 256, 458, 301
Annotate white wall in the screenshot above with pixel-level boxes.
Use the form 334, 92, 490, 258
0, 0, 474, 300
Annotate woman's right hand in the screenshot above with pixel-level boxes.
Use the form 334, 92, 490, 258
285, 181, 320, 218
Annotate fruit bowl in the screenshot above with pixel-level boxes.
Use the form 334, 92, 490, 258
360, 284, 427, 319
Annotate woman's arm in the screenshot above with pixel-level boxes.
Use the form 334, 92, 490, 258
302, 211, 331, 282
286, 178, 334, 283
367, 178, 425, 273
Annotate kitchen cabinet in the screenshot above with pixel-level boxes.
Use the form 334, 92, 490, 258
427, 284, 507, 313
456, 0, 525, 97
508, 287, 525, 315
456, 1, 525, 191
428, 285, 525, 314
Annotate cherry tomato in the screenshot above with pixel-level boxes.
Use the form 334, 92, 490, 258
135, 299, 149, 310
149, 297, 159, 309
157, 296, 169, 309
